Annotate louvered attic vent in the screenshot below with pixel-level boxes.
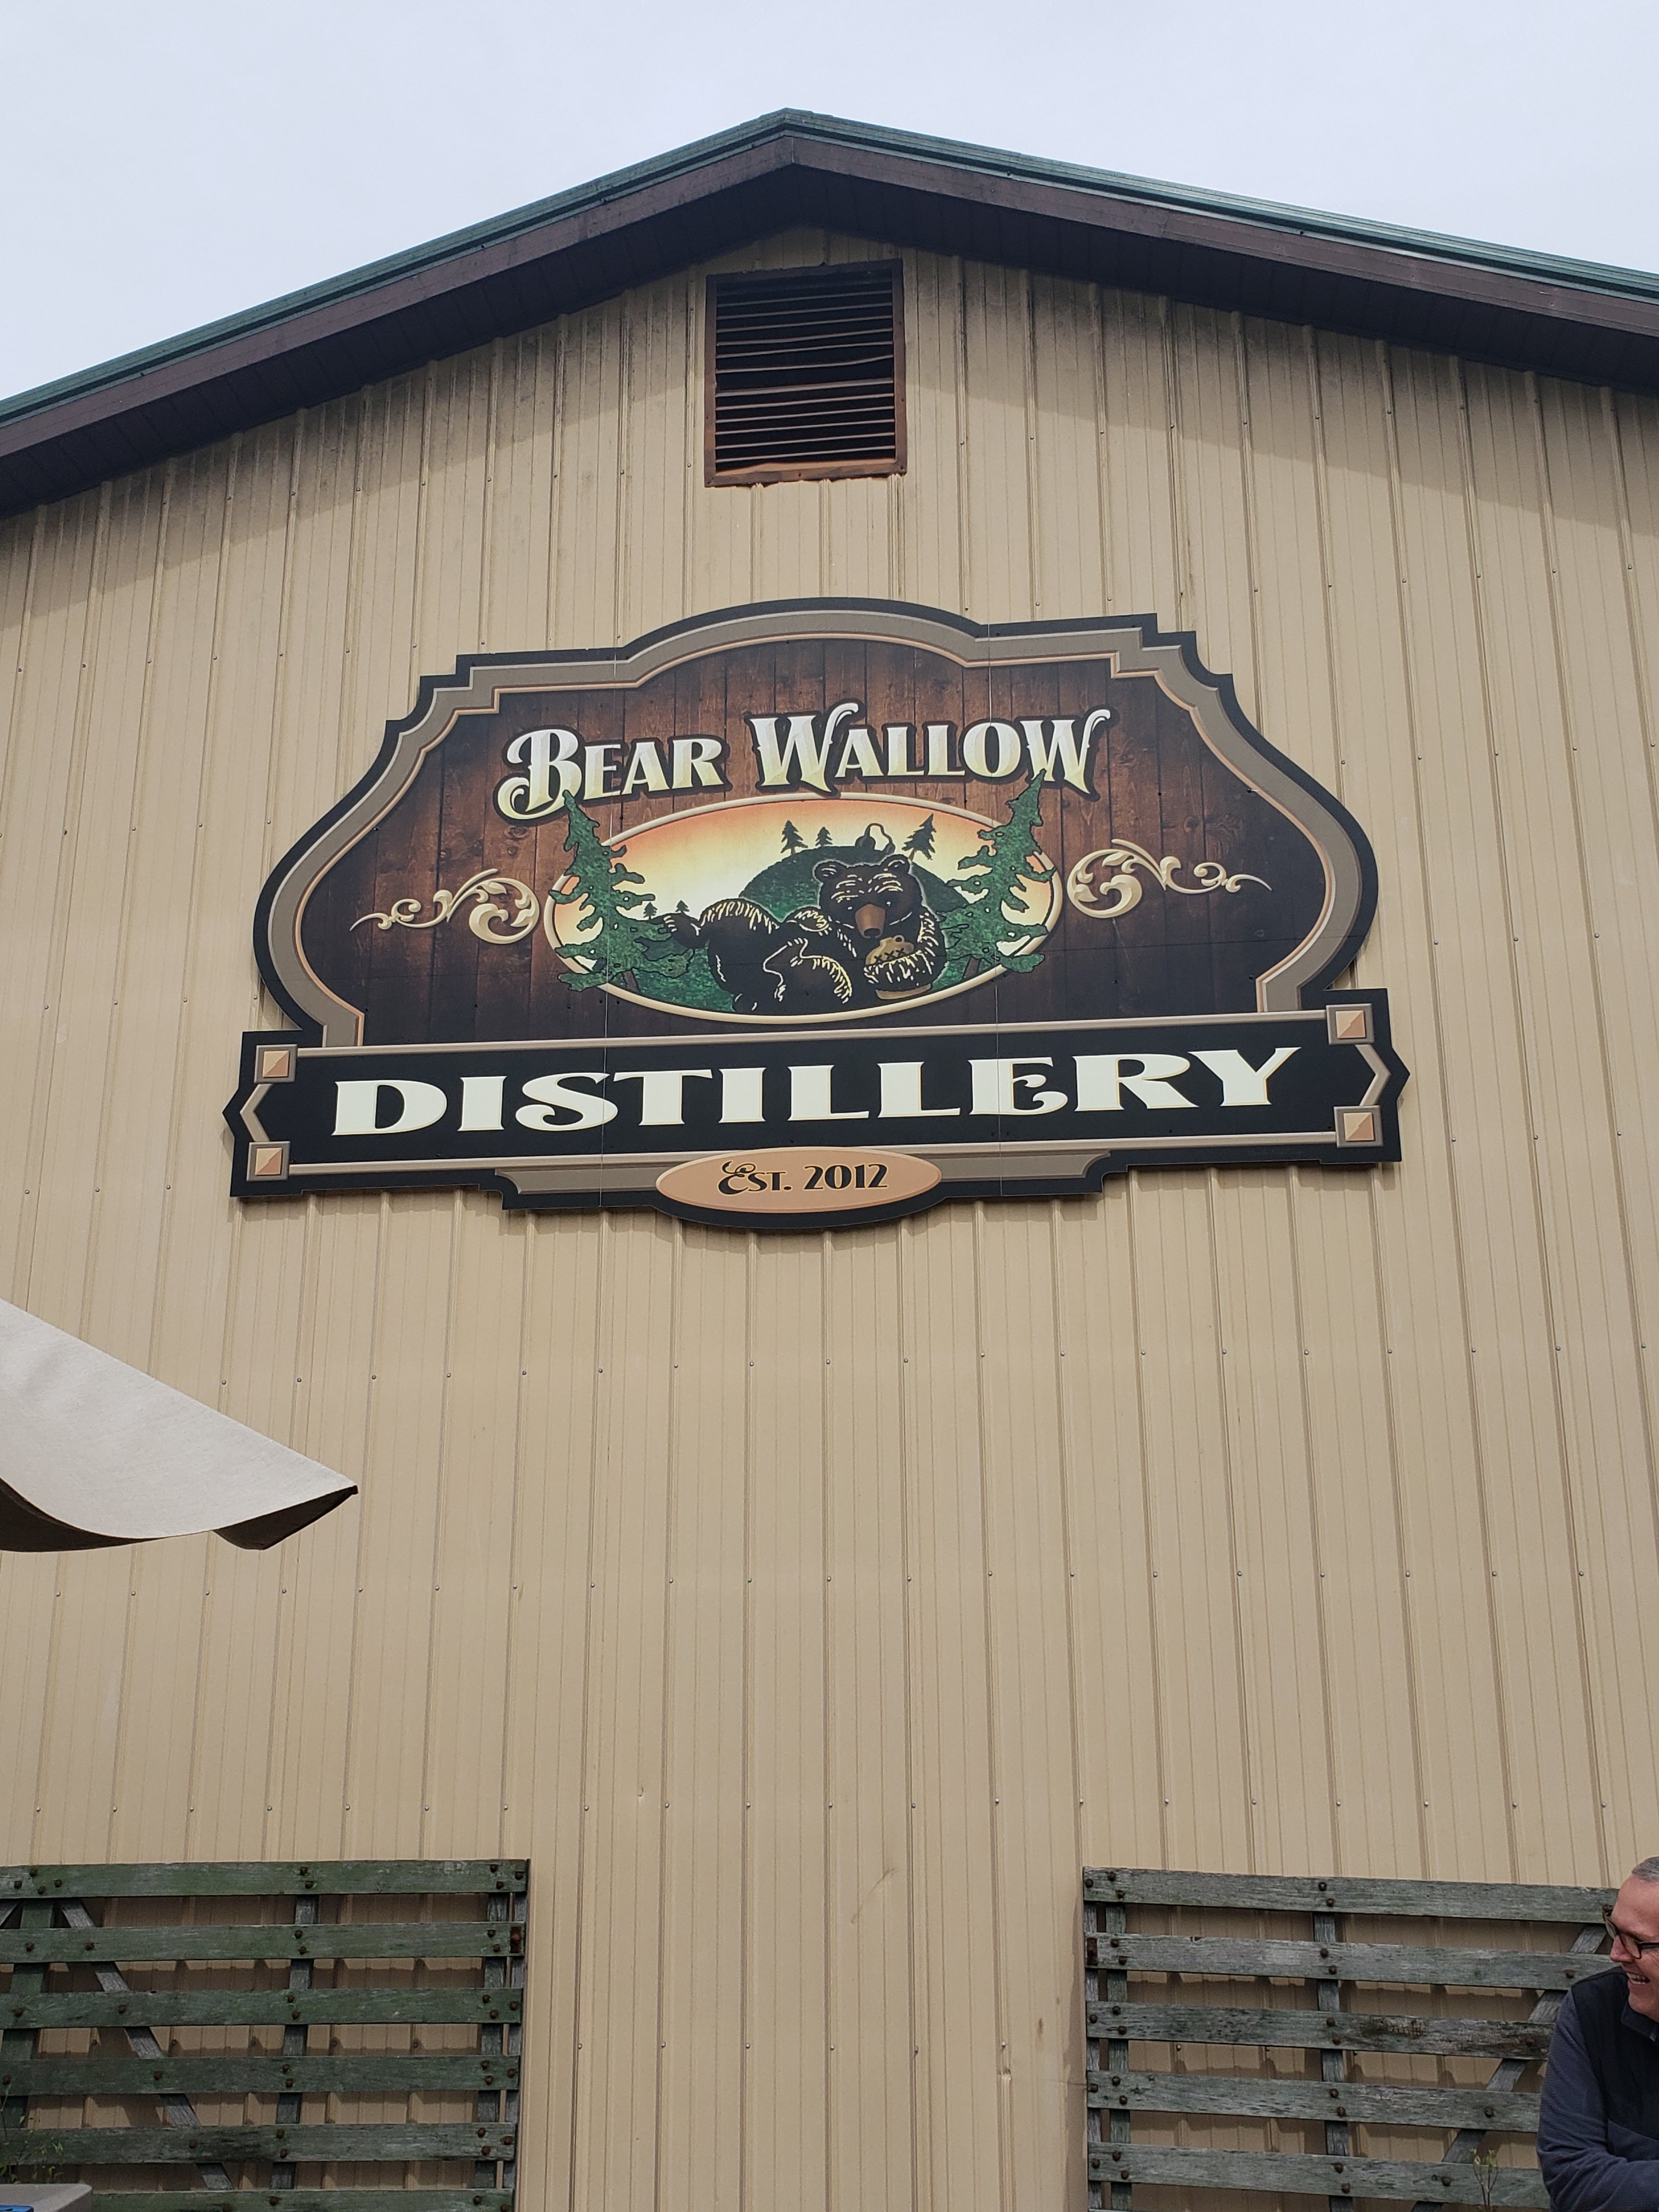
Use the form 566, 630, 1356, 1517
706, 261, 906, 486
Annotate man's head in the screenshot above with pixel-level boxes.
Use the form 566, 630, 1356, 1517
1607, 1860, 1659, 2022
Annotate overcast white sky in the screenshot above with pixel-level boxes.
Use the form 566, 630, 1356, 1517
4, 0, 1657, 404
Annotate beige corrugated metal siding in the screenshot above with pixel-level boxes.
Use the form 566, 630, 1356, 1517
3, 227, 1659, 2212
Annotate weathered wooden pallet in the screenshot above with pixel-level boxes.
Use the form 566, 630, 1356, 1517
1083, 1864, 1613, 2212
0, 1859, 527, 2204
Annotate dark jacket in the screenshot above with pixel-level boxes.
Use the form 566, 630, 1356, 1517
1539, 1969, 1659, 2212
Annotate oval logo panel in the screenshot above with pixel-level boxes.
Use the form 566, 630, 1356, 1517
545, 792, 1059, 1025
657, 1147, 941, 1220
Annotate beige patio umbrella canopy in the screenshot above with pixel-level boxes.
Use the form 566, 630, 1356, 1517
0, 1298, 356, 1551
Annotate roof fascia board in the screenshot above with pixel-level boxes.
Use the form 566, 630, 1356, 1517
4, 111, 1659, 518
787, 131, 1659, 338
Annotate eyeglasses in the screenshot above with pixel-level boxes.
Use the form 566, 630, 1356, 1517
1602, 1909, 1659, 1959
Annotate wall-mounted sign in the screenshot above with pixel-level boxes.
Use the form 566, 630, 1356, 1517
228, 601, 1407, 1227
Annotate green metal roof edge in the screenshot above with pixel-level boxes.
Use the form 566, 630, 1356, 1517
7, 106, 1658, 430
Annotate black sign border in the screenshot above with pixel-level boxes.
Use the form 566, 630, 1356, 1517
227, 994, 1409, 1231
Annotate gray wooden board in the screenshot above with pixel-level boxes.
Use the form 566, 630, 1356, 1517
56, 1898, 230, 2192
88, 2194, 513, 2211
7, 2125, 515, 2162
1084, 2069, 1541, 2129
0, 1922, 519, 1964
1086, 1936, 1615, 1991
272, 1890, 319, 2194
1083, 1870, 1609, 1921
6, 1992, 521, 2028
1085, 2145, 1546, 2205
1086, 2004, 1551, 2058
1, 1865, 526, 1900
0, 2057, 516, 2095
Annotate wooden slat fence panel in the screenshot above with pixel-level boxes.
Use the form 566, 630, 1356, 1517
0, 1859, 528, 2202
1082, 1865, 1612, 2211
0, 1922, 520, 1961
2, 1865, 527, 1899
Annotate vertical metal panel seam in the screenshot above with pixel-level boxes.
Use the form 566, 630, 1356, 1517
1233, 317, 1340, 1867
0, 503, 47, 826
414, 1188, 467, 1858
151, 430, 247, 1356
1042, 1205, 1091, 1843
1021, 272, 1043, 616
1446, 348, 1560, 1874
1148, 298, 1202, 1859
614, 302, 632, 646
545, 320, 568, 645
252, 412, 312, 981
15, 483, 116, 1319
1229, 313, 1273, 726
61, 474, 167, 1326
680, 288, 698, 631
329, 391, 371, 794
233, 411, 316, 1861
1602, 391, 1659, 871
551, 1209, 613, 2212
478, 340, 503, 652
118, 437, 246, 1381
407, 365, 438, 688
967, 1200, 1015, 2207
887, 416, 906, 601
1120, 1178, 1173, 1864
1088, 286, 1115, 611
1199, 1166, 1266, 1867
0, 499, 49, 1846
1599, 387, 1659, 1572
1158, 297, 1190, 631
192, 411, 309, 1861
649, 1218, 687, 2211
951, 259, 972, 616
486, 1213, 534, 1853
1308, 328, 1433, 1867
1373, 338, 1471, 1866
1520, 370, 1646, 1860
331, 1188, 393, 1853
258, 1187, 326, 1849
1470, 365, 1630, 1836
891, 1216, 925, 2212
738, 1225, 759, 2212
1042, 1200, 1092, 2209
817, 1225, 837, 2211
1197, 317, 1271, 1864
1296, 325, 1385, 1865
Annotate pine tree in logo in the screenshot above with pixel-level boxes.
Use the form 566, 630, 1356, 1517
780, 820, 805, 856
902, 814, 938, 859
549, 789, 692, 994
814, 826, 834, 848
944, 772, 1052, 976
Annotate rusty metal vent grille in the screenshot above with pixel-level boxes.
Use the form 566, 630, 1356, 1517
706, 262, 905, 486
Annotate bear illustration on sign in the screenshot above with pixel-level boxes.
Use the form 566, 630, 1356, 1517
662, 849, 946, 1013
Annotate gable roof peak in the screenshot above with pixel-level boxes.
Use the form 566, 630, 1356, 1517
4, 109, 1658, 518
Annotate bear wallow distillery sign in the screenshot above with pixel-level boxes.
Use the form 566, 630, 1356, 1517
227, 601, 1408, 1227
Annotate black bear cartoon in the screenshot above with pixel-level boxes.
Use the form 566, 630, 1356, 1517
661, 853, 946, 1015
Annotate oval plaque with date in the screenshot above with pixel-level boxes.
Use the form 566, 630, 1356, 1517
657, 1147, 942, 1220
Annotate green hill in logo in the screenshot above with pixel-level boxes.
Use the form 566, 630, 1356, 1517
553, 781, 1054, 1013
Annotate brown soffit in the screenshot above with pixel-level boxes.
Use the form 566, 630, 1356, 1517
4, 110, 1659, 520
